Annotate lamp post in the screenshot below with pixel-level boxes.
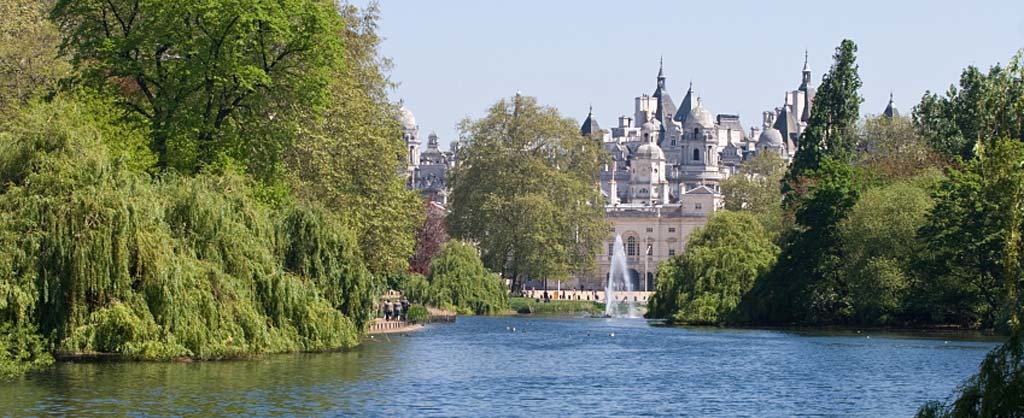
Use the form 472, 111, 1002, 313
644, 243, 651, 292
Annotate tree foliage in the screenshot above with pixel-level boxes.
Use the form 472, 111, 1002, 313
784, 39, 863, 202
447, 95, 607, 292
426, 241, 508, 315
913, 139, 1024, 329
839, 174, 938, 324
854, 115, 944, 188
284, 3, 422, 275
52, 0, 345, 178
647, 211, 778, 325
742, 40, 863, 325
720, 151, 786, 239
913, 51, 1024, 161
410, 199, 449, 275
0, 0, 69, 114
0, 91, 375, 377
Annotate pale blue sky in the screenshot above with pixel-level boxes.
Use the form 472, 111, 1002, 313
359, 1, 1024, 148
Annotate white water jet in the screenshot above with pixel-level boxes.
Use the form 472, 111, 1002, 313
605, 235, 637, 317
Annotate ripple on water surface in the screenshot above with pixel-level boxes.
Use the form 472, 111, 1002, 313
0, 316, 1001, 417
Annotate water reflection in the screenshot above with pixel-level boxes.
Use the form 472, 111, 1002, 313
0, 317, 1001, 417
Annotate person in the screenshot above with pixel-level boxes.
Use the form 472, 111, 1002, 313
384, 300, 393, 321
401, 298, 411, 321
393, 300, 403, 322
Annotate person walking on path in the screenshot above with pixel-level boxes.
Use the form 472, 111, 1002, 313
401, 298, 411, 321
384, 300, 393, 321
393, 300, 403, 322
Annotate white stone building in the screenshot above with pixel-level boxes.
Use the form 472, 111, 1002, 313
398, 106, 457, 205
575, 54, 815, 290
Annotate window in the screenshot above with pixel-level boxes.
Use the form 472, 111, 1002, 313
668, 249, 676, 256
646, 244, 653, 256
693, 128, 699, 137
627, 236, 637, 256
696, 202, 703, 210
646, 227, 653, 233
668, 227, 676, 233
608, 243, 614, 255
693, 149, 700, 161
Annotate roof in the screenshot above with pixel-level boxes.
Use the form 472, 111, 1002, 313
673, 82, 694, 123
716, 114, 748, 141
684, 185, 717, 195
581, 107, 602, 136
883, 93, 900, 118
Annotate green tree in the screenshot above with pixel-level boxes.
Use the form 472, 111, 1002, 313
447, 94, 607, 292
647, 211, 778, 325
742, 40, 863, 325
913, 51, 1024, 161
720, 151, 786, 239
784, 39, 863, 206
0, 0, 69, 114
914, 139, 1024, 328
854, 114, 943, 188
284, 3, 422, 275
838, 175, 938, 324
427, 241, 508, 315
52, 0, 346, 177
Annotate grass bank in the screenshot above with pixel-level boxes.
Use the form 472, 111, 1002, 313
507, 297, 604, 316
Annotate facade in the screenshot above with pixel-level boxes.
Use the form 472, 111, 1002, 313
577, 54, 815, 290
398, 106, 458, 205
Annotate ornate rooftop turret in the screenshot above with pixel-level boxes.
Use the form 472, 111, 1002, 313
883, 92, 900, 118
581, 106, 602, 136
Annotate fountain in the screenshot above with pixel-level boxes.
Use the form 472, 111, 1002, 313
605, 235, 637, 317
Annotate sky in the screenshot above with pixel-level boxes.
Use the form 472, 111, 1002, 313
355, 0, 1024, 149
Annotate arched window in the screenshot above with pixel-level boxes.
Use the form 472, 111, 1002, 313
693, 128, 699, 137
627, 236, 637, 256
692, 149, 700, 161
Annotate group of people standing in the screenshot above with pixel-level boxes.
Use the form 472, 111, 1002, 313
381, 298, 410, 321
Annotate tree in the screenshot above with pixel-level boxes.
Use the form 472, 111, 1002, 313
284, 3, 423, 276
742, 40, 863, 325
52, 0, 346, 178
720, 151, 786, 239
913, 139, 1024, 328
0, 0, 69, 115
426, 241, 508, 315
784, 39, 863, 206
410, 199, 449, 275
647, 211, 778, 325
854, 115, 943, 188
913, 51, 1024, 162
838, 175, 938, 324
447, 94, 607, 292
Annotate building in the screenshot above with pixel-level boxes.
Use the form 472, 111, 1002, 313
398, 105, 457, 205
577, 54, 815, 290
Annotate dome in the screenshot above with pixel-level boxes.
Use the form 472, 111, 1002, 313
641, 120, 657, 133
683, 98, 715, 129
757, 127, 784, 148
398, 106, 417, 130
634, 142, 665, 160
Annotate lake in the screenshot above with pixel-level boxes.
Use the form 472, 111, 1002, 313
0, 316, 1000, 417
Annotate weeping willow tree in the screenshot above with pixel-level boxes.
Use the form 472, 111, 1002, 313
426, 241, 508, 315
0, 93, 375, 376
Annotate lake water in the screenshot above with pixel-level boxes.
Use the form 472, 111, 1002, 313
0, 316, 1001, 417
